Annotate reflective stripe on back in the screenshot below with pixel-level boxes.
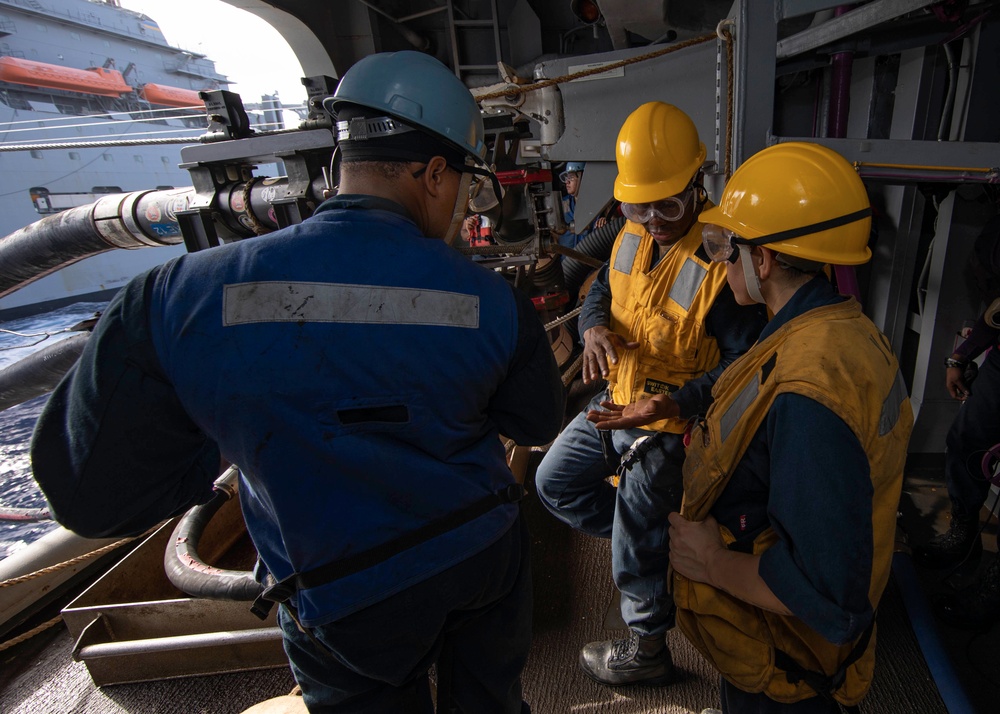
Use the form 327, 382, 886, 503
223, 281, 481, 328
879, 370, 908, 436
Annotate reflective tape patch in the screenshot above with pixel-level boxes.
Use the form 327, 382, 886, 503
613, 232, 641, 274
668, 259, 708, 312
879, 369, 908, 436
720, 375, 760, 444
223, 282, 480, 328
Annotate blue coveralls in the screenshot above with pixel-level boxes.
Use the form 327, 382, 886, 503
31, 195, 565, 713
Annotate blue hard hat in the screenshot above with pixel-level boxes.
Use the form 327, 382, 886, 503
565, 162, 585, 173
324, 51, 485, 162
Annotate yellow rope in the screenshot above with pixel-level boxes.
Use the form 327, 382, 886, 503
0, 535, 138, 589
722, 23, 735, 179
475, 33, 718, 102
0, 615, 64, 654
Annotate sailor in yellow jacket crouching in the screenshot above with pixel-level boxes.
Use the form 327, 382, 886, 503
668, 142, 913, 713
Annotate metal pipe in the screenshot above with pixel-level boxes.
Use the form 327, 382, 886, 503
75, 627, 282, 661
937, 41, 959, 141
827, 5, 861, 302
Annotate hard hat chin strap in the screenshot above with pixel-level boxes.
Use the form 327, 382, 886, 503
738, 244, 766, 304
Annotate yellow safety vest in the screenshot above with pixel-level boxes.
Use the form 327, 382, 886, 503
605, 215, 728, 432
674, 298, 913, 705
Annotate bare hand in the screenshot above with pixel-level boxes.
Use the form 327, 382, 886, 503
582, 326, 638, 384
594, 217, 607, 229
586, 395, 679, 430
668, 512, 726, 585
945, 367, 969, 401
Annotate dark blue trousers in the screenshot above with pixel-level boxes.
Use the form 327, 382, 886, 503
278, 515, 532, 713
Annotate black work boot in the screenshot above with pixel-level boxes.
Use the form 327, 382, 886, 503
578, 629, 675, 686
913, 514, 982, 569
933, 556, 1000, 630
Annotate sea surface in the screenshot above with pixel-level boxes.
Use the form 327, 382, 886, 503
0, 301, 108, 560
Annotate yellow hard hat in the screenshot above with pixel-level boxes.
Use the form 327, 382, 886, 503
613, 102, 706, 204
700, 142, 872, 265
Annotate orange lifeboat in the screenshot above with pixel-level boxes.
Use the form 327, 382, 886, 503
139, 83, 203, 108
0, 56, 131, 97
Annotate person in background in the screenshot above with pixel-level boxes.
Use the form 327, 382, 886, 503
915, 213, 1000, 629
669, 142, 913, 713
30, 50, 564, 714
555, 161, 607, 251
534, 102, 766, 687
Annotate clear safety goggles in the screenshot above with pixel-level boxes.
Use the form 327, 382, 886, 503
467, 166, 504, 214
621, 187, 694, 224
701, 207, 875, 263
412, 158, 504, 215
559, 170, 581, 184
701, 225, 752, 263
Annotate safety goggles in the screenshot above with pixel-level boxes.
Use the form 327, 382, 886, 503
621, 187, 694, 224
558, 171, 580, 184
467, 165, 504, 214
412, 158, 504, 215
701, 207, 873, 263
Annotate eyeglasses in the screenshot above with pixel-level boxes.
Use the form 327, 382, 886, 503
621, 187, 694, 224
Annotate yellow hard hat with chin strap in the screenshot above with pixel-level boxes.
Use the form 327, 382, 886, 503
700, 142, 872, 266
614, 102, 706, 204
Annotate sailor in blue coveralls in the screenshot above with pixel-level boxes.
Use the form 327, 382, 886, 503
30, 51, 564, 714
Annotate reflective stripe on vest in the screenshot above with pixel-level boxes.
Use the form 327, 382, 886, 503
612, 232, 642, 274
719, 374, 760, 444
879, 370, 907, 436
668, 259, 709, 311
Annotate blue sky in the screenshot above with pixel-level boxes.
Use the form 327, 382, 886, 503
120, 0, 307, 106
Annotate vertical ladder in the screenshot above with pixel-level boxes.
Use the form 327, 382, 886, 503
446, 0, 503, 82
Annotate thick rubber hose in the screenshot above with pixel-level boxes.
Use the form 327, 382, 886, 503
0, 205, 109, 298
562, 216, 624, 302
0, 332, 89, 412
163, 488, 262, 601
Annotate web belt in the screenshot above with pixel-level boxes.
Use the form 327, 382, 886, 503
251, 483, 525, 619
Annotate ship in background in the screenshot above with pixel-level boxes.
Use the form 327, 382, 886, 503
0, 0, 289, 318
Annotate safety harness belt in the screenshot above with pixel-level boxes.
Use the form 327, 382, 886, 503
251, 483, 525, 619
772, 614, 875, 714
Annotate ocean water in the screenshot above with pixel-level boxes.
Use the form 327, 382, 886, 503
0, 301, 108, 560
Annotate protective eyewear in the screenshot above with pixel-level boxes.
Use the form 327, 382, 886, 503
467, 166, 504, 214
701, 207, 874, 264
621, 189, 693, 224
412, 159, 504, 215
559, 171, 581, 184
701, 225, 755, 263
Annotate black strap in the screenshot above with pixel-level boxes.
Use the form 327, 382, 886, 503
251, 484, 524, 619
773, 613, 875, 712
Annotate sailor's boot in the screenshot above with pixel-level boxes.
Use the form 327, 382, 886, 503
913, 514, 982, 569
578, 629, 675, 686
933, 556, 1000, 630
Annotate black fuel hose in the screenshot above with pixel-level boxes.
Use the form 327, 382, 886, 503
163, 470, 263, 601
0, 332, 90, 412
561, 216, 624, 303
